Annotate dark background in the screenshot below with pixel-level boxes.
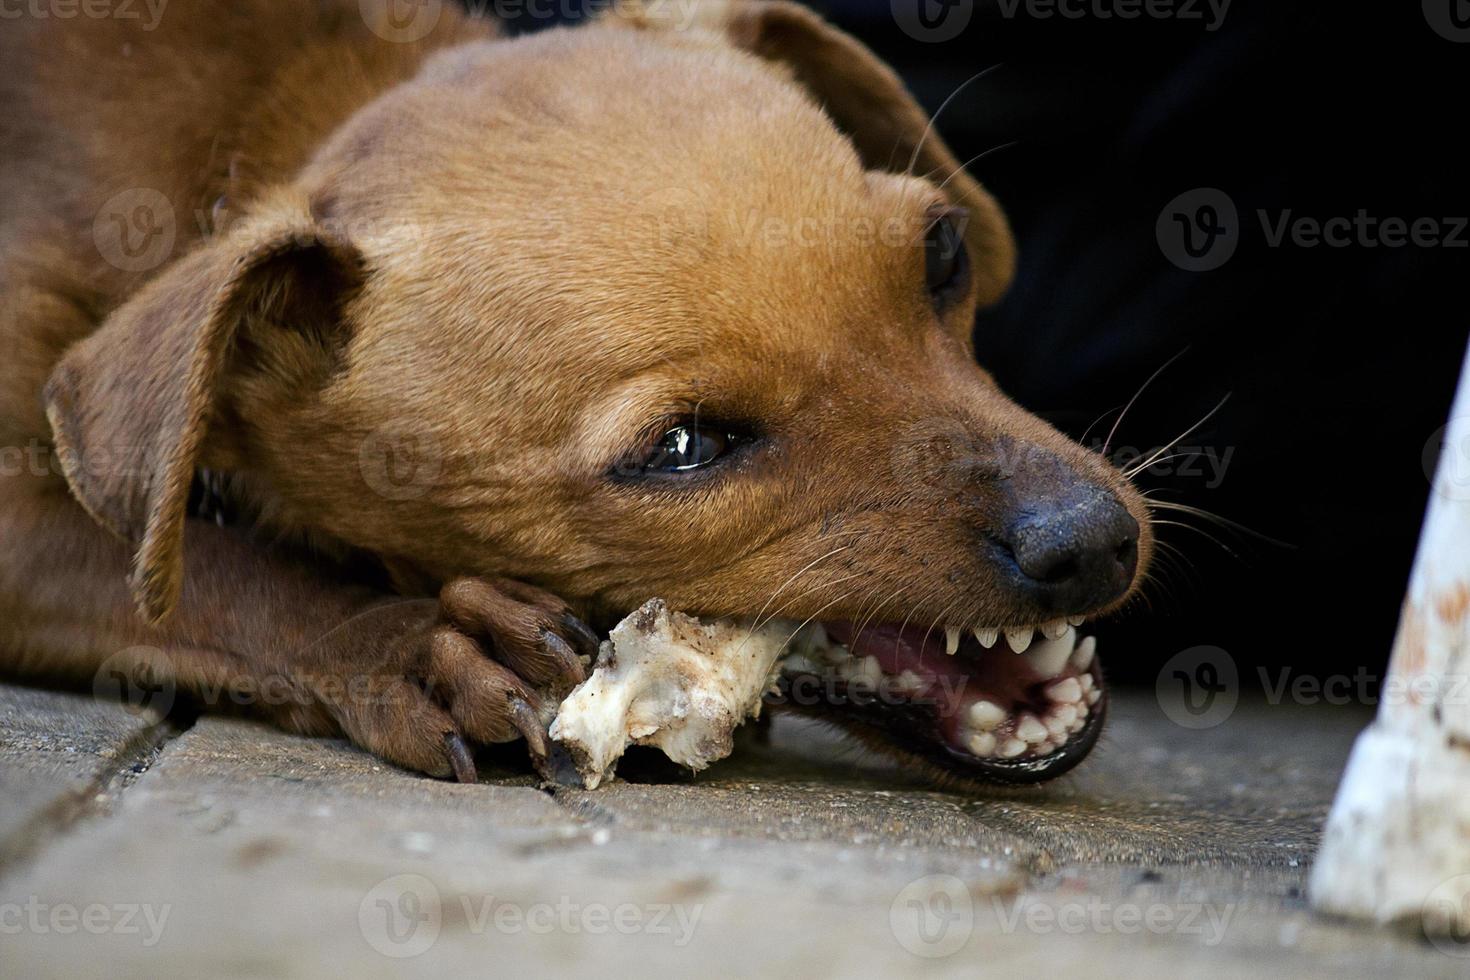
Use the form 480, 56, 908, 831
492, 0, 1468, 687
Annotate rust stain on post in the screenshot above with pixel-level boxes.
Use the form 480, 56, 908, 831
1434, 580, 1470, 625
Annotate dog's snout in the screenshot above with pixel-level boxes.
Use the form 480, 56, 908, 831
1001, 493, 1139, 613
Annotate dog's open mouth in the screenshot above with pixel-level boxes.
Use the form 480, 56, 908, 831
776, 620, 1105, 783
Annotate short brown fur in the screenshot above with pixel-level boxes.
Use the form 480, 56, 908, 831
0, 0, 1150, 779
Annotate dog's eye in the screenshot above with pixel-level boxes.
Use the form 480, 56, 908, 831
924, 210, 970, 310
641, 425, 732, 473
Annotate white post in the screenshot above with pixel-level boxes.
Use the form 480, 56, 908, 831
1311, 340, 1470, 938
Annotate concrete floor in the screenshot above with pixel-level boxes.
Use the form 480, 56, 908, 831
0, 681, 1458, 978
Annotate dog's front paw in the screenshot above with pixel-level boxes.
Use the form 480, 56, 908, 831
302, 577, 598, 782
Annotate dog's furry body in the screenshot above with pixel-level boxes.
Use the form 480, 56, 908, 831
0, 0, 1150, 782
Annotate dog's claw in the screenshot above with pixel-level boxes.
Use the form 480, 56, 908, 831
559, 612, 602, 661
444, 732, 478, 784
540, 628, 586, 685
507, 693, 549, 761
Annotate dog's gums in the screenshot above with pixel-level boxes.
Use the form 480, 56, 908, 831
779, 620, 1104, 782
547, 600, 1107, 788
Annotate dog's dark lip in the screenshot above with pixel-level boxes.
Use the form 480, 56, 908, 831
771, 620, 1107, 785
771, 679, 1107, 785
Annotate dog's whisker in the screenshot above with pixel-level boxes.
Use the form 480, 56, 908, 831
1125, 392, 1231, 476
777, 590, 868, 660
917, 596, 960, 657
1103, 348, 1191, 455
892, 584, 942, 657
1123, 451, 1204, 479
1079, 403, 1127, 447
749, 544, 853, 627
850, 583, 910, 652
933, 141, 1020, 196
1149, 517, 1242, 559
749, 569, 867, 635
905, 63, 1005, 177
1148, 499, 1293, 549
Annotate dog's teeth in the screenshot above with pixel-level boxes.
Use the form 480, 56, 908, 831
1045, 677, 1083, 704
893, 670, 926, 695
1044, 713, 1070, 739
944, 626, 960, 656
973, 627, 999, 649
841, 656, 882, 688
1067, 615, 1086, 627
1016, 714, 1048, 744
998, 737, 1028, 758
1023, 628, 1075, 679
1078, 673, 1095, 694
1054, 704, 1079, 728
967, 700, 1007, 731
965, 731, 997, 757
1040, 618, 1069, 640
1086, 688, 1101, 705
1070, 635, 1097, 673
1004, 628, 1033, 653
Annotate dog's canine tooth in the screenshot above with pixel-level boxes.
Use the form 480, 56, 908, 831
998, 737, 1028, 758
973, 627, 999, 649
1040, 618, 1069, 640
1069, 635, 1096, 672
944, 626, 960, 656
966, 731, 997, 757
1005, 627, 1033, 653
967, 699, 1006, 731
1023, 628, 1075, 679
1078, 672, 1095, 694
1016, 713, 1048, 744
1045, 677, 1083, 704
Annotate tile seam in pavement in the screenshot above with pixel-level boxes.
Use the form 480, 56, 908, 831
0, 715, 184, 878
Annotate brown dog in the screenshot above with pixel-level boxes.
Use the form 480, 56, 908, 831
0, 0, 1152, 784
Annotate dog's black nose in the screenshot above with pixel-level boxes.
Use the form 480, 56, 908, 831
1001, 493, 1139, 612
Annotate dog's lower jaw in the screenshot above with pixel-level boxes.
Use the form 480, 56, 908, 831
772, 621, 1108, 785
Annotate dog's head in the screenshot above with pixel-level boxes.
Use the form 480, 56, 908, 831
45, 0, 1151, 783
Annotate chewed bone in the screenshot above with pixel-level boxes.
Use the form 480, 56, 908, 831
547, 599, 804, 789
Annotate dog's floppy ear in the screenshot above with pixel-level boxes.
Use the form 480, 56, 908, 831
43, 192, 363, 624
610, 0, 1016, 306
